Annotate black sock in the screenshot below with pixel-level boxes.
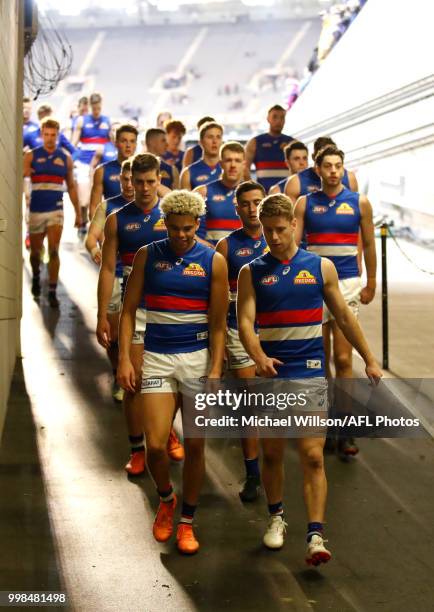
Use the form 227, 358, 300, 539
307, 522, 324, 542
157, 486, 174, 503
268, 501, 284, 518
128, 434, 144, 454
180, 501, 196, 525
244, 457, 260, 478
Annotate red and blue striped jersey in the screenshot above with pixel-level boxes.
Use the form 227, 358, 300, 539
250, 249, 325, 378
30, 146, 68, 213
144, 239, 215, 354
253, 133, 293, 192
77, 114, 111, 164
226, 229, 267, 329
304, 188, 361, 279
199, 179, 242, 244
115, 200, 166, 273
100, 159, 121, 200
188, 158, 221, 190
298, 166, 351, 195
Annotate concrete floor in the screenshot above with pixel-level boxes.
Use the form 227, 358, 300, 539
1, 229, 434, 612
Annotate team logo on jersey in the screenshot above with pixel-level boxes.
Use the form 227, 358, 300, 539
53, 157, 65, 167
235, 247, 254, 257
262, 245, 270, 254
212, 194, 226, 202
153, 217, 166, 231
35, 157, 47, 163
336, 203, 354, 215
125, 222, 141, 231
313, 205, 328, 214
109, 174, 120, 182
307, 185, 320, 193
100, 122, 109, 130
183, 263, 206, 277
154, 261, 173, 272
294, 270, 317, 284
197, 174, 210, 182
160, 170, 170, 179
280, 142, 288, 150
260, 274, 279, 286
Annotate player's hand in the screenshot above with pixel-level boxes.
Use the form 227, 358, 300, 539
365, 362, 383, 386
74, 212, 83, 228
91, 248, 102, 266
96, 316, 111, 349
117, 358, 136, 393
256, 357, 283, 378
360, 285, 376, 304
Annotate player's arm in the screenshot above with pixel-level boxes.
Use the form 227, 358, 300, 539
23, 151, 33, 177
60, 133, 75, 156
284, 173, 301, 204
293, 196, 306, 245
117, 247, 148, 393
96, 214, 118, 348
180, 166, 192, 190
71, 115, 83, 147
215, 237, 228, 259
359, 194, 377, 304
348, 170, 359, 192
268, 183, 280, 195
65, 154, 82, 227
90, 146, 103, 172
171, 165, 180, 189
89, 165, 104, 220
182, 146, 194, 169
207, 252, 229, 378
244, 137, 256, 180
85, 202, 105, 265
321, 258, 382, 383
237, 265, 283, 377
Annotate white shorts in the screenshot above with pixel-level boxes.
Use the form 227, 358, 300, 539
323, 276, 362, 323
29, 210, 64, 234
141, 348, 210, 394
107, 277, 121, 314
132, 308, 146, 345
73, 160, 91, 184
227, 327, 255, 370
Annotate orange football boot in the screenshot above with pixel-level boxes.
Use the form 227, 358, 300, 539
176, 523, 199, 555
153, 494, 177, 542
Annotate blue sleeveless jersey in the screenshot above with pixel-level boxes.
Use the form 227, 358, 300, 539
77, 114, 111, 164
106, 193, 128, 278
304, 188, 361, 280
24, 129, 75, 155
226, 229, 268, 330
250, 249, 325, 378
144, 239, 214, 354
188, 158, 221, 190
116, 200, 166, 272
162, 149, 184, 173
30, 146, 68, 213
253, 133, 293, 192
159, 159, 176, 189
199, 179, 242, 244
271, 177, 288, 194
191, 143, 203, 164
100, 159, 121, 200
100, 142, 117, 164
298, 167, 350, 195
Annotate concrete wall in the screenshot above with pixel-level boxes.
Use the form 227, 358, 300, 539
0, 0, 23, 439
